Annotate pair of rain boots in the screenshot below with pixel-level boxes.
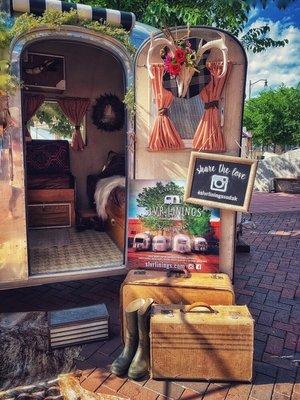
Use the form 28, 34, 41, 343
110, 298, 154, 380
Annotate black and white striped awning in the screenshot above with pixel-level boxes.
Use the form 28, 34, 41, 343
11, 0, 136, 31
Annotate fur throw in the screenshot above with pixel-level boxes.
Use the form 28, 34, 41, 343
94, 175, 125, 221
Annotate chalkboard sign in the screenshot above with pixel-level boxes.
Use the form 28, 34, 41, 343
184, 152, 258, 212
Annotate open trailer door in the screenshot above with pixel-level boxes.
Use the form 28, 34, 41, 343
0, 93, 29, 286
0, 0, 140, 289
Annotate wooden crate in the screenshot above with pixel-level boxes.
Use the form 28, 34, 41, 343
27, 188, 75, 227
28, 203, 71, 228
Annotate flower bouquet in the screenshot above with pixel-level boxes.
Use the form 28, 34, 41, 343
147, 29, 228, 98
161, 39, 200, 97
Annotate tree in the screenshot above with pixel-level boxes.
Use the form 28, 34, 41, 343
136, 181, 207, 235
137, 181, 183, 209
73, 0, 291, 53
243, 84, 300, 151
183, 206, 211, 237
29, 102, 74, 139
141, 214, 173, 234
137, 181, 183, 234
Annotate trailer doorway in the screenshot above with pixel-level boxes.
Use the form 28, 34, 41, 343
18, 32, 131, 278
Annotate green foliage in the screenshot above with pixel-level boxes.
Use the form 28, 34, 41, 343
9, 9, 135, 54
0, 59, 19, 94
73, 0, 292, 53
0, 13, 19, 93
141, 215, 173, 233
241, 25, 288, 53
183, 207, 211, 237
245, 0, 295, 9
82, 19, 135, 54
137, 181, 207, 235
137, 181, 184, 234
123, 85, 135, 117
137, 181, 183, 209
30, 102, 74, 139
0, 13, 12, 49
243, 84, 300, 149
0, 8, 134, 94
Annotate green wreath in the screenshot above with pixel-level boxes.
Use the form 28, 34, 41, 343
92, 93, 125, 132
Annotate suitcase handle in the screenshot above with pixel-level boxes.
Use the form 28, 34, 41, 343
137, 266, 191, 278
166, 267, 191, 279
184, 302, 217, 313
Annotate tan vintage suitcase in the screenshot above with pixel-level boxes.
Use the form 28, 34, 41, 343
150, 303, 254, 382
121, 269, 235, 338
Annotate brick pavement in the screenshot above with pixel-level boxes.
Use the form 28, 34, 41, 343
250, 192, 300, 213
0, 193, 299, 399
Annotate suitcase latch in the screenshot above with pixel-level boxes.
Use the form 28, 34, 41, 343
229, 312, 241, 319
211, 274, 223, 279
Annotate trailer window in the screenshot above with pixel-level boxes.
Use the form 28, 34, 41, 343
29, 100, 86, 142
135, 238, 144, 243
168, 96, 204, 146
150, 94, 204, 148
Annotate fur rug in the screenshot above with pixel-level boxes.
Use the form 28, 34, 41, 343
94, 175, 125, 221
0, 312, 81, 390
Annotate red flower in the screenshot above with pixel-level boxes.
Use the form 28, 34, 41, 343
175, 48, 186, 64
168, 62, 181, 76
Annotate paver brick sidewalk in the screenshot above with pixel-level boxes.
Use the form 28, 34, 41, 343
76, 211, 300, 400
0, 193, 299, 399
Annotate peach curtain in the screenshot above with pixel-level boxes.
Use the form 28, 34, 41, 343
193, 62, 232, 152
149, 64, 184, 151
23, 94, 45, 139
58, 98, 90, 151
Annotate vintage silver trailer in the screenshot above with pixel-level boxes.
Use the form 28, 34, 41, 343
193, 237, 208, 253
0, 0, 247, 289
152, 235, 171, 252
133, 233, 152, 251
172, 234, 192, 254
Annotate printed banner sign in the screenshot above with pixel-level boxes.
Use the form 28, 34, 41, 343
127, 180, 220, 273
184, 152, 257, 212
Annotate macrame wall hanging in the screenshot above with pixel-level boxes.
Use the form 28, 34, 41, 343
146, 29, 231, 153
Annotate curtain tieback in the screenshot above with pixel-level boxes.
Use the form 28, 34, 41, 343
158, 107, 168, 116
204, 101, 219, 109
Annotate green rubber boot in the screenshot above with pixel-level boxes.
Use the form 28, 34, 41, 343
110, 298, 145, 376
128, 298, 154, 380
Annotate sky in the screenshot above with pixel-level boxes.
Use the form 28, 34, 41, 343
244, 1, 300, 97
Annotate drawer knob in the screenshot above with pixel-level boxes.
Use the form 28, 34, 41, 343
111, 218, 116, 226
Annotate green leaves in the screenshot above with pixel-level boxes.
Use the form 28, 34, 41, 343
136, 181, 209, 236
245, 0, 295, 9
123, 85, 135, 117
183, 207, 211, 237
30, 102, 74, 139
73, 0, 291, 53
241, 25, 288, 53
243, 84, 300, 148
137, 181, 184, 234
0, 8, 135, 94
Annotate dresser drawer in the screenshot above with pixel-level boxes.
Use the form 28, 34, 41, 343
28, 203, 71, 228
